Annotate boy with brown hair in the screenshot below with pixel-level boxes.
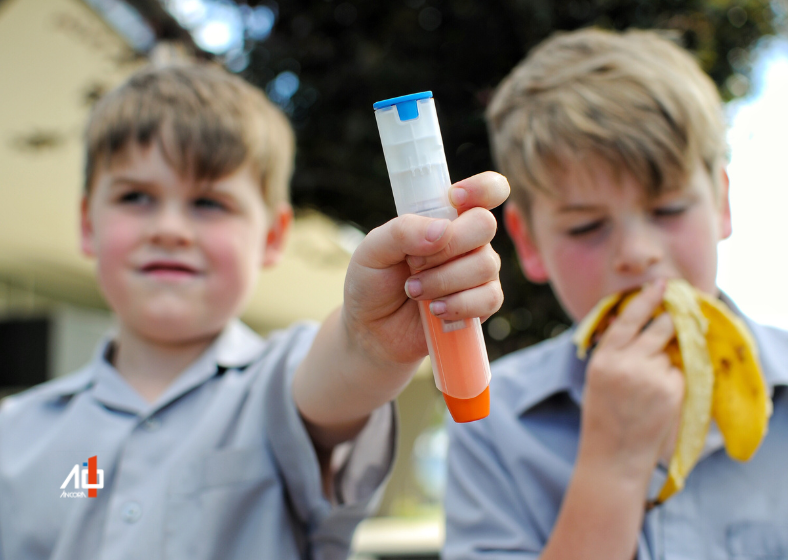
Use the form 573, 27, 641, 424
444, 28, 788, 559
0, 63, 509, 560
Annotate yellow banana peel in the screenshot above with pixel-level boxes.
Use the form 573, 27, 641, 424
696, 291, 772, 461
572, 279, 771, 503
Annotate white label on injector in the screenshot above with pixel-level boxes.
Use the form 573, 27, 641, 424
441, 319, 468, 333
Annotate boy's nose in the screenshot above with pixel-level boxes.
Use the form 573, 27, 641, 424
613, 223, 663, 276
148, 203, 194, 248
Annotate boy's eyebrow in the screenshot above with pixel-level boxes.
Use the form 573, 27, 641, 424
109, 176, 156, 188
107, 176, 230, 197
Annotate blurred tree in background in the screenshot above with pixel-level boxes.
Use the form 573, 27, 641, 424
237, 0, 777, 360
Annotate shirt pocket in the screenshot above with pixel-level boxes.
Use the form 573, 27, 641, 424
727, 522, 786, 560
166, 445, 281, 559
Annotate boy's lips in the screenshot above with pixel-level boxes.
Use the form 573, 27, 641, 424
138, 260, 201, 280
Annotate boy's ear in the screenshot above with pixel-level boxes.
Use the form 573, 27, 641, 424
503, 202, 550, 283
718, 167, 732, 241
262, 203, 293, 268
80, 196, 96, 258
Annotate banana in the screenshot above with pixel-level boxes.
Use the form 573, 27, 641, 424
572, 279, 770, 502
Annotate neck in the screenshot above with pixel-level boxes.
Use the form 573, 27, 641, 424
112, 323, 220, 404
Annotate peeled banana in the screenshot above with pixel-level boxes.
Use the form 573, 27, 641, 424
572, 279, 771, 503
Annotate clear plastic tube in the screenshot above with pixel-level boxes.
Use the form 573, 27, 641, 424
373, 92, 491, 422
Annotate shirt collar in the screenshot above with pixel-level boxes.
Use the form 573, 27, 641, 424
511, 328, 585, 415
735, 326, 788, 390
512, 290, 788, 416
51, 319, 267, 416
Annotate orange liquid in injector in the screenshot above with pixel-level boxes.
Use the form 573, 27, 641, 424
418, 300, 491, 422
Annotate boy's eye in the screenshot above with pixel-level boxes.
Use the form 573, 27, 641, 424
119, 191, 152, 205
193, 197, 227, 211
653, 205, 687, 218
568, 219, 605, 237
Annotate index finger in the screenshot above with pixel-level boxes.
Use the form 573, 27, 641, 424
599, 279, 667, 350
353, 214, 453, 270
449, 172, 510, 215
632, 312, 676, 356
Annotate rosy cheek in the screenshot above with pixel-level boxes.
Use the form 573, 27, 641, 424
549, 240, 607, 319
201, 223, 261, 291
668, 218, 718, 292
89, 212, 142, 307
556, 242, 603, 283
95, 213, 140, 269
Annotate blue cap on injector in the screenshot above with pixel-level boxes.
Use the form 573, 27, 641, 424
373, 91, 433, 121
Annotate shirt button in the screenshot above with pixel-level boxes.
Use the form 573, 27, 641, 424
142, 417, 162, 432
121, 501, 142, 523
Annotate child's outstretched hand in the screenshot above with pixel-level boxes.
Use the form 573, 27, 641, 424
344, 171, 509, 369
293, 172, 508, 449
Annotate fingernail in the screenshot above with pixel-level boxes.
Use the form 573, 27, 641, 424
430, 300, 447, 316
426, 219, 450, 242
405, 278, 423, 299
449, 187, 468, 206
408, 256, 426, 270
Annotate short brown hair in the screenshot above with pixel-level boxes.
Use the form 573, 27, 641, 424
486, 28, 727, 213
84, 62, 294, 208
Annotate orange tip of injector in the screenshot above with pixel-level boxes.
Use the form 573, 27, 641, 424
443, 385, 490, 423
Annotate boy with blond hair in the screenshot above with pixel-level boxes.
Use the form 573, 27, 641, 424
444, 28, 788, 559
0, 63, 509, 560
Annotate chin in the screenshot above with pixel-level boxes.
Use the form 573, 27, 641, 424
131, 307, 226, 345
152, 323, 217, 344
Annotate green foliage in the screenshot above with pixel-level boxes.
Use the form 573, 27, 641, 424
242, 0, 776, 358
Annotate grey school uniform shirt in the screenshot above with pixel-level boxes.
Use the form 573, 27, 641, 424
444, 300, 788, 560
0, 320, 395, 560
